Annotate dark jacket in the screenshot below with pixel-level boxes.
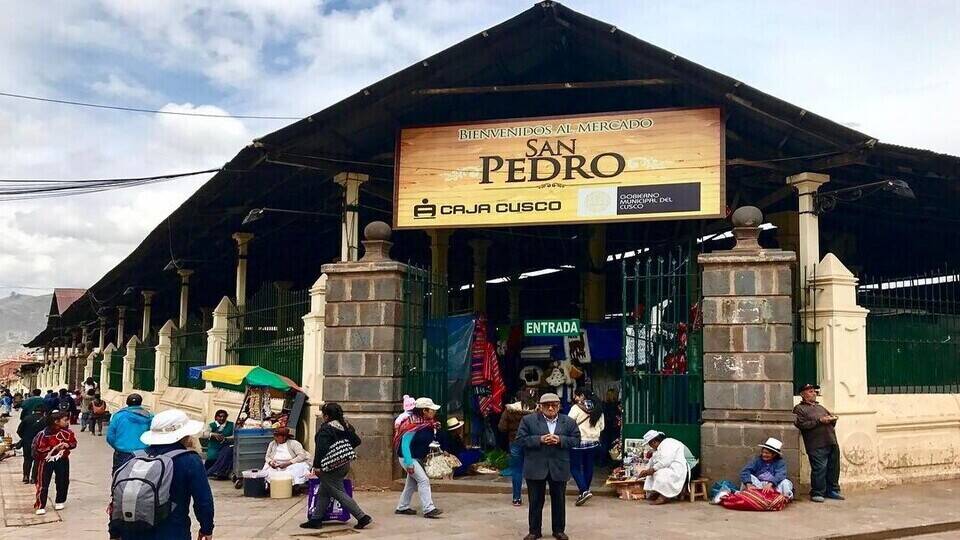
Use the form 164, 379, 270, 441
20, 396, 43, 419
42, 394, 60, 412
313, 420, 361, 468
396, 428, 436, 464
515, 412, 581, 481
793, 400, 838, 451
498, 406, 533, 443
740, 456, 788, 486
16, 412, 45, 449
113, 442, 215, 540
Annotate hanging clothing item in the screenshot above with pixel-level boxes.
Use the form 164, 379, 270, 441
470, 315, 506, 416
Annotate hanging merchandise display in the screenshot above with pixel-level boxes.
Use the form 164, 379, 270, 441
470, 315, 506, 417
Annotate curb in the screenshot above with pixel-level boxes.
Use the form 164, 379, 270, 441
822, 520, 960, 540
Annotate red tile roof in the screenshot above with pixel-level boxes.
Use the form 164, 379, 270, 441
53, 288, 86, 315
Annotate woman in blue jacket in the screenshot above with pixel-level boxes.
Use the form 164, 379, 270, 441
739, 437, 794, 499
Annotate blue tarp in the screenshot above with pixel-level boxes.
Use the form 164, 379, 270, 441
446, 314, 475, 412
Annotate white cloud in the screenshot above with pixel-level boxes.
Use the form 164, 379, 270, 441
90, 74, 163, 103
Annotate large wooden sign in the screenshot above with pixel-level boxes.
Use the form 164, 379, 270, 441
393, 107, 724, 229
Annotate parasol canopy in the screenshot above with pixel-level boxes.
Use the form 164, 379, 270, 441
188, 364, 303, 392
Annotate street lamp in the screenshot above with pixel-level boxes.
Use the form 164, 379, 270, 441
813, 179, 915, 215
241, 207, 340, 225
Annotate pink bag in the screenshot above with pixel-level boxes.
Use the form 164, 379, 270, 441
306, 478, 354, 522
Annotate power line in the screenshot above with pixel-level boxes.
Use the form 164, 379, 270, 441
0, 91, 302, 120
0, 168, 222, 201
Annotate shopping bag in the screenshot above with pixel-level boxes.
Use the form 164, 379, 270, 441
306, 478, 353, 522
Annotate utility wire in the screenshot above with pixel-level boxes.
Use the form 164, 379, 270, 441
0, 168, 222, 201
0, 91, 302, 120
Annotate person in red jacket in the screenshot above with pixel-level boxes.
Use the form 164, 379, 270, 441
33, 411, 77, 515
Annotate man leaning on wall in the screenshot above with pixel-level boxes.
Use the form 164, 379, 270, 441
793, 383, 843, 503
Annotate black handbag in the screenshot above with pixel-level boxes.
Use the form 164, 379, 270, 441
319, 438, 357, 472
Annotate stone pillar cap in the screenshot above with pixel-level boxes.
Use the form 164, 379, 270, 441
361, 221, 393, 261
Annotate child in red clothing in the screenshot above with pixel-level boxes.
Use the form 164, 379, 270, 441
33, 412, 77, 515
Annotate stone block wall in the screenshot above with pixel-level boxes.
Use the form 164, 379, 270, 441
699, 207, 802, 487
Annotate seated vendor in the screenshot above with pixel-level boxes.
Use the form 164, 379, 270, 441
261, 426, 312, 488
202, 409, 235, 480
437, 417, 481, 477
636, 429, 697, 505
740, 437, 794, 499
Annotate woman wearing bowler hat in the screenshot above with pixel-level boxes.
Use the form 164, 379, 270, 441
739, 437, 794, 499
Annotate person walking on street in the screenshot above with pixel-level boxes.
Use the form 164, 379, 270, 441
568, 389, 604, 506
20, 389, 43, 419
33, 411, 77, 515
80, 389, 95, 432
300, 402, 372, 530
109, 409, 214, 540
90, 393, 108, 436
17, 404, 47, 484
42, 390, 60, 414
516, 393, 581, 540
499, 392, 535, 506
394, 397, 443, 519
794, 383, 843, 503
106, 393, 153, 472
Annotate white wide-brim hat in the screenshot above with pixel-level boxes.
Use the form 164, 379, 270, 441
640, 429, 665, 447
759, 437, 784, 456
140, 409, 204, 446
414, 397, 441, 411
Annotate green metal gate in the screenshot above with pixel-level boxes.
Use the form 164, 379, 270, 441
225, 284, 309, 386
170, 318, 208, 390
399, 265, 449, 410
134, 337, 157, 392
109, 348, 124, 391
91, 353, 102, 384
621, 246, 703, 455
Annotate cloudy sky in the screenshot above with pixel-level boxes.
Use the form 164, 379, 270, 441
0, 0, 957, 297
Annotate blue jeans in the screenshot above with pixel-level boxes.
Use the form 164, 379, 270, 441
808, 444, 841, 498
570, 444, 598, 494
510, 442, 524, 500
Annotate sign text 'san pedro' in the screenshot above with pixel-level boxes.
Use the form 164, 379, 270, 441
393, 107, 724, 229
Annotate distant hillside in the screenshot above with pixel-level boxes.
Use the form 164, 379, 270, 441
0, 292, 51, 358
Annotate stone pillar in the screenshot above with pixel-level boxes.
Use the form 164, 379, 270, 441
84, 351, 96, 380
582, 224, 607, 322
206, 296, 236, 392
469, 238, 492, 313
801, 253, 881, 488
177, 269, 194, 328
787, 172, 829, 340
301, 274, 327, 452
98, 317, 106, 352
699, 206, 801, 487
334, 172, 370, 262
57, 358, 66, 388
508, 275, 522, 324
100, 343, 115, 391
141, 290, 155, 341
155, 320, 176, 395
123, 335, 140, 394
427, 229, 452, 314
232, 233, 254, 311
322, 221, 405, 487
117, 306, 126, 350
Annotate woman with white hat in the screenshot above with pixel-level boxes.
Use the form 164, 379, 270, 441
636, 429, 697, 505
393, 397, 443, 519
108, 409, 214, 540
739, 437, 794, 499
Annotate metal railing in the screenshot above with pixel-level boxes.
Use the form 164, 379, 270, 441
109, 348, 125, 392
225, 284, 309, 387
134, 337, 157, 392
794, 264, 819, 394
859, 269, 960, 394
170, 319, 208, 390
399, 265, 449, 410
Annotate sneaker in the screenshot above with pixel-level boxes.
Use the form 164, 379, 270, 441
35, 508, 46, 516
354, 515, 372, 529
395, 508, 417, 516
512, 498, 522, 507
54, 503, 65, 511
811, 495, 826, 503
423, 508, 443, 519
299, 520, 322, 529
575, 491, 593, 506
826, 492, 845, 501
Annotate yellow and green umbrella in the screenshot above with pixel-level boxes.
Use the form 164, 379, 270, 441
189, 365, 302, 392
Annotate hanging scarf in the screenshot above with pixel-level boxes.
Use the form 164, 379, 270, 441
470, 315, 506, 416
392, 414, 439, 452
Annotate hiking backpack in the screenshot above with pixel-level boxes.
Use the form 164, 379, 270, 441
109, 449, 189, 531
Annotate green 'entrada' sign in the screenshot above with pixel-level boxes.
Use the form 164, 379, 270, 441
524, 319, 581, 337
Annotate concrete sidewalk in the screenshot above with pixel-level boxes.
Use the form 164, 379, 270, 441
1, 416, 959, 539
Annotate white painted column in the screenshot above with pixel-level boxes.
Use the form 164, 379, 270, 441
84, 351, 96, 380
301, 274, 327, 452
334, 172, 370, 262
787, 172, 830, 341
177, 269, 194, 328
123, 335, 139, 394
117, 306, 127, 351
155, 320, 175, 395
57, 358, 66, 388
100, 343, 115, 391
98, 317, 106, 352
232, 233, 254, 311
206, 296, 237, 393
141, 290, 155, 341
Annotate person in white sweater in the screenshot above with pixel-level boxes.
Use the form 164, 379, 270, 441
567, 389, 605, 506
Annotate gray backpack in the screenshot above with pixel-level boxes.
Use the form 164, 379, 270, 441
109, 449, 189, 531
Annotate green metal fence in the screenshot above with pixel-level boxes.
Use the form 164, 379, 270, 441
109, 348, 124, 391
170, 319, 208, 390
134, 337, 157, 392
794, 265, 819, 394
859, 271, 960, 394
225, 284, 309, 388
621, 246, 703, 455
399, 265, 449, 411
92, 353, 102, 384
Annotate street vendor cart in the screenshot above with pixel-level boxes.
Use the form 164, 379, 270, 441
189, 365, 307, 488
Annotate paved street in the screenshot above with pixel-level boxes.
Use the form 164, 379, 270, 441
0, 416, 959, 539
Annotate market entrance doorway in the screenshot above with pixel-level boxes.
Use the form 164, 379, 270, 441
620, 245, 703, 455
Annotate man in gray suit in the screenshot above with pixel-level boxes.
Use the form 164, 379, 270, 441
516, 393, 581, 540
